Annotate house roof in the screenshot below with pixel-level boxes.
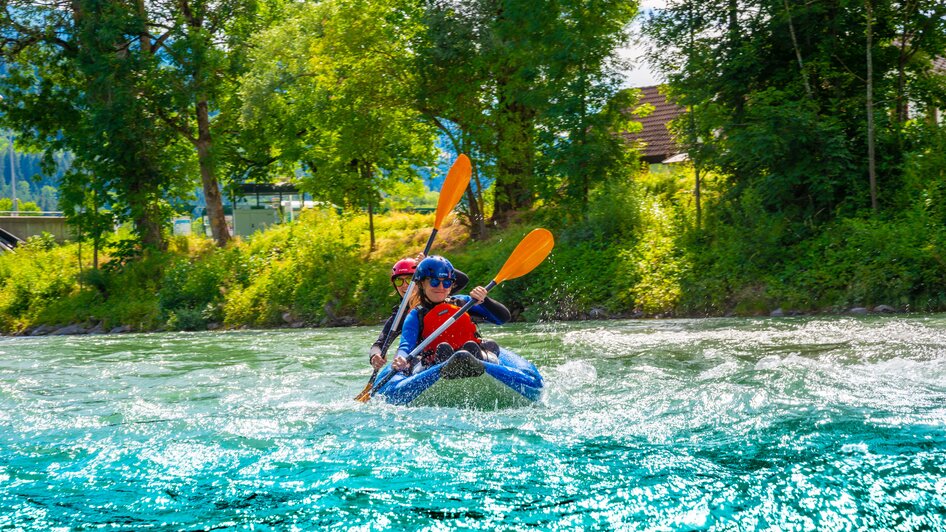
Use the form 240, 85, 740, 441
622, 85, 686, 164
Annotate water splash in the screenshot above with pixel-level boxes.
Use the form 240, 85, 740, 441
1, 316, 945, 529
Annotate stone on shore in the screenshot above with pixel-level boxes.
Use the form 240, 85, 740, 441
30, 325, 58, 336
51, 324, 87, 335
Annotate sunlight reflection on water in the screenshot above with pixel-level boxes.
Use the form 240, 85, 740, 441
0, 316, 944, 529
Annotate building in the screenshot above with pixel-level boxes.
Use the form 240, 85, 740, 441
622, 85, 686, 165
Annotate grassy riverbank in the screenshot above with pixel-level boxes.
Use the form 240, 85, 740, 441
2, 169, 945, 335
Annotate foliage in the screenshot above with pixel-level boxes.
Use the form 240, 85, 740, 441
0, 243, 79, 331
1, 0, 196, 249
415, 0, 640, 223
3, 0, 946, 334
241, 0, 437, 249
0, 198, 40, 212
644, 0, 946, 227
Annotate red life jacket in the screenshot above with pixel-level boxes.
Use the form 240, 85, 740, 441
420, 299, 481, 351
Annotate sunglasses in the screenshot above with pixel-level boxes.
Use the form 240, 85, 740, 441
426, 278, 454, 289
392, 276, 412, 287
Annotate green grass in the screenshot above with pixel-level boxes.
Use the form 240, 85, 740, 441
3, 171, 946, 334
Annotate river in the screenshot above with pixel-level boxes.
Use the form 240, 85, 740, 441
1, 316, 944, 529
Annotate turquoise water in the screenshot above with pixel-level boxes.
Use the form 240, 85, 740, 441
2, 316, 945, 530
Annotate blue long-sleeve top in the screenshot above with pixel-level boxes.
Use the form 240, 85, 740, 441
370, 270, 469, 359
397, 294, 510, 359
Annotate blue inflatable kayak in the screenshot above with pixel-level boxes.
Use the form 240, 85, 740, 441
373, 348, 543, 409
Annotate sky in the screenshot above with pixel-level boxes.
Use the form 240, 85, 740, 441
620, 0, 667, 88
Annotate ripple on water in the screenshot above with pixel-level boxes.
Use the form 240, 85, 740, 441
0, 317, 945, 529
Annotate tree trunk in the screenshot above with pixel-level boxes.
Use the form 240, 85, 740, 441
866, 0, 878, 212
492, 79, 535, 224
135, 203, 166, 249
471, 158, 487, 238
92, 188, 99, 269
362, 161, 376, 251
464, 186, 485, 240
196, 99, 230, 246
367, 198, 375, 252
783, 0, 813, 98
894, 0, 916, 125
690, 104, 702, 232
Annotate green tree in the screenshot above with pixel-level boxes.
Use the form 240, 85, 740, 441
241, 0, 436, 250
39, 185, 58, 212
415, 0, 639, 225
1, 0, 194, 249
142, 0, 279, 247
0, 197, 40, 212
644, 0, 946, 224
535, 0, 640, 216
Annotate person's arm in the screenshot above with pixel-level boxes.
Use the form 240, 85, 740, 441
372, 310, 397, 350
369, 310, 397, 368
473, 297, 511, 325
478, 297, 511, 324
450, 269, 469, 294
455, 292, 511, 325
392, 309, 421, 371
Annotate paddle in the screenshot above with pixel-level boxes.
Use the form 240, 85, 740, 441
353, 154, 472, 401
358, 228, 555, 403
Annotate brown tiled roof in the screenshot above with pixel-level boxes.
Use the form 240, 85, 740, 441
623, 85, 685, 164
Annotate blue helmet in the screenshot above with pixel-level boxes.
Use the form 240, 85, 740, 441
415, 255, 454, 280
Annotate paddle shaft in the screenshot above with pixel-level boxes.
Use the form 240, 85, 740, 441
361, 228, 554, 402
368, 280, 497, 397
379, 229, 437, 355
406, 280, 496, 359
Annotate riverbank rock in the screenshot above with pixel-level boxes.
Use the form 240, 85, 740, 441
849, 307, 869, 315
770, 308, 785, 317
30, 325, 58, 336
588, 308, 608, 319
873, 304, 896, 313
52, 324, 87, 335
109, 325, 132, 334
88, 322, 106, 335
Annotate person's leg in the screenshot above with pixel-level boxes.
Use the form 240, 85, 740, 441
479, 339, 500, 363
435, 342, 454, 364
461, 340, 483, 360
480, 339, 499, 355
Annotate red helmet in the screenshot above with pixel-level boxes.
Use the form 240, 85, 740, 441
390, 258, 418, 280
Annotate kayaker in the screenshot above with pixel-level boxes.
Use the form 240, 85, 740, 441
391, 255, 510, 374
369, 256, 468, 370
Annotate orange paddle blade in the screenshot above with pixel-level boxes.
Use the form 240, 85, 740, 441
354, 382, 372, 402
433, 154, 472, 230
494, 228, 555, 284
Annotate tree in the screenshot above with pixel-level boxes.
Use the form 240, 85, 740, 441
1, 0, 195, 249
241, 0, 436, 250
39, 185, 58, 212
644, 0, 946, 223
535, 0, 640, 216
1, 0, 274, 250
142, 0, 278, 247
416, 0, 639, 225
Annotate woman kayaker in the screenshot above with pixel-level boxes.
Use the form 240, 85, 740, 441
369, 256, 468, 370
391, 255, 510, 374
